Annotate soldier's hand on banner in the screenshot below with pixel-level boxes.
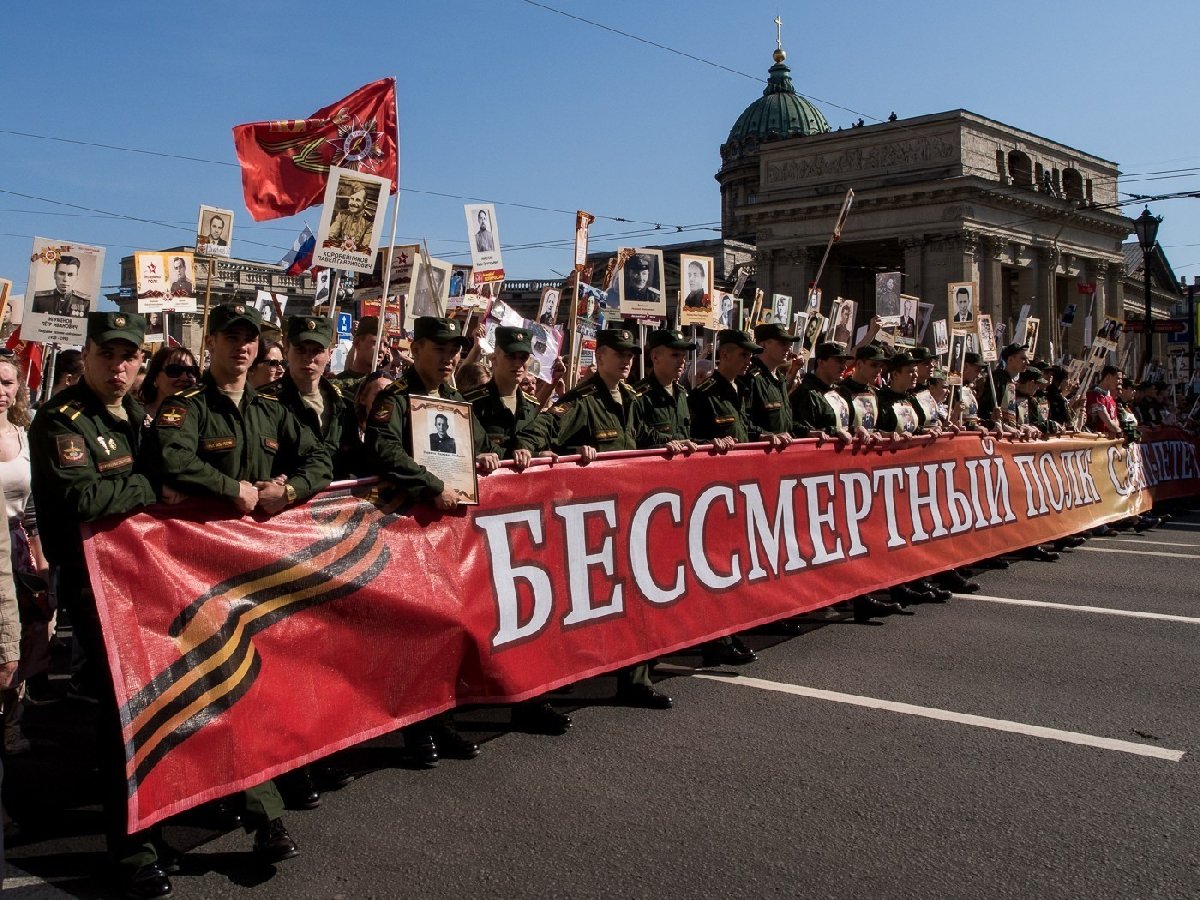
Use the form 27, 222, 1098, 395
577, 446, 597, 465
160, 484, 187, 505
255, 481, 289, 515
434, 489, 460, 511
512, 448, 533, 471
235, 481, 260, 515
476, 452, 501, 474
767, 432, 793, 449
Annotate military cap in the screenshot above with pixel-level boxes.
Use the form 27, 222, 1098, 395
887, 351, 918, 370
754, 322, 800, 344
909, 346, 935, 362
964, 351, 983, 366
646, 329, 697, 352
1018, 366, 1048, 384
1000, 342, 1027, 360
928, 367, 949, 382
87, 311, 146, 347
494, 325, 533, 354
355, 315, 379, 337
626, 254, 652, 271
286, 315, 335, 349
595, 327, 640, 352
207, 302, 262, 335
814, 341, 851, 360
716, 329, 763, 353
413, 316, 470, 350
854, 344, 887, 361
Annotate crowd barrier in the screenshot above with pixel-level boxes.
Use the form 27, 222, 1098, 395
83, 428, 1200, 830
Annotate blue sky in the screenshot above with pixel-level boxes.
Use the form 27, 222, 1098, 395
2, 0, 1197, 303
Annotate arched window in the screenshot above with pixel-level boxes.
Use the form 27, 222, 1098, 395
1063, 168, 1085, 202
1008, 151, 1032, 188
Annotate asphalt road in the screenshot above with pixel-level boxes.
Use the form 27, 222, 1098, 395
6, 508, 1200, 899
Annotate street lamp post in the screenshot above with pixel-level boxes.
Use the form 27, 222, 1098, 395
1133, 207, 1162, 377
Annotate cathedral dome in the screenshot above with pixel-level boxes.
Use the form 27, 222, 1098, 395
725, 48, 830, 146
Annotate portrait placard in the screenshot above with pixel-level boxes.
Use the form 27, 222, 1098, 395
679, 254, 714, 327
406, 255, 452, 328
574, 211, 593, 270
828, 298, 856, 345
801, 312, 825, 353
876, 272, 901, 317
792, 311, 809, 347
23, 237, 104, 344
711, 291, 736, 330
806, 288, 821, 312
917, 302, 934, 343
465, 204, 504, 282
932, 319, 949, 357
976, 313, 998, 362
948, 282, 977, 326
313, 166, 390, 274
765, 292, 792, 328
144, 311, 165, 345
536, 286, 561, 325
896, 294, 919, 346
1021, 316, 1041, 355
948, 333, 968, 385
253, 289, 287, 328
136, 252, 198, 314
617, 248, 666, 318
196, 205, 234, 258
408, 395, 478, 505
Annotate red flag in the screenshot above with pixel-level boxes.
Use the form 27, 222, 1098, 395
232, 78, 398, 222
6, 327, 43, 394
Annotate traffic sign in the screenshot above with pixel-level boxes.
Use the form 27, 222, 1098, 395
337, 312, 353, 337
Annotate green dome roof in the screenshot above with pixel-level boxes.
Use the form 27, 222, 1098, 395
726, 50, 830, 144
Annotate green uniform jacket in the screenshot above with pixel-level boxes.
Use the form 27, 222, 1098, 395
978, 367, 1016, 425
790, 372, 840, 436
29, 381, 156, 568
363, 370, 486, 498
464, 381, 543, 459
688, 372, 753, 442
876, 386, 923, 435
331, 368, 370, 403
259, 374, 363, 479
518, 374, 638, 454
631, 373, 690, 448
738, 358, 793, 437
147, 376, 331, 504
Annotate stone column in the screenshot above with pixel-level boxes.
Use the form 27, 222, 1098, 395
979, 236, 1006, 323
901, 236, 925, 301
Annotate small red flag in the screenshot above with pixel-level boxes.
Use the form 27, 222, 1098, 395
233, 78, 398, 222
6, 327, 43, 393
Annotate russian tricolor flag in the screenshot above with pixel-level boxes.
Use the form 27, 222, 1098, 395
279, 225, 316, 275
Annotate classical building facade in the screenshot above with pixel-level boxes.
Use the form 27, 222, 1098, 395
718, 45, 1143, 363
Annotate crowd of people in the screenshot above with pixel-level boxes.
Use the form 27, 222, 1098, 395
0, 303, 1195, 898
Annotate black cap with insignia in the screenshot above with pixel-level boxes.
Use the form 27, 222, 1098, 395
909, 346, 935, 362
87, 311, 146, 347
813, 341, 851, 360
964, 351, 983, 366
208, 302, 263, 335
286, 315, 335, 349
716, 329, 763, 353
645, 329, 697, 352
854, 344, 887, 361
413, 316, 470, 350
596, 328, 639, 352
494, 326, 534, 354
753, 322, 800, 344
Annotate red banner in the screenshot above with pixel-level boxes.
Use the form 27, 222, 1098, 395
84, 431, 1199, 831
232, 78, 398, 221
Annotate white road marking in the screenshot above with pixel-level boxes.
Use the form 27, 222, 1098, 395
663, 668, 1184, 762
1163, 521, 1200, 529
960, 593, 1200, 624
1075, 546, 1200, 559
1, 873, 75, 894
1092, 536, 1200, 548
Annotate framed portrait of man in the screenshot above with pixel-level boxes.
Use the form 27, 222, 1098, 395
948, 333, 968, 385
976, 314, 998, 362
792, 311, 809, 346
1021, 316, 1041, 355
465, 203, 504, 281
896, 295, 918, 346
24, 237, 104, 345
617, 248, 666, 318
407, 255, 452, 327
680, 254, 714, 327
409, 395, 478, 505
537, 286, 561, 325
802, 312, 825, 353
712, 291, 736, 330
196, 204, 234, 258
314, 167, 390, 274
948, 282, 977, 326
932, 319, 949, 357
828, 298, 856, 344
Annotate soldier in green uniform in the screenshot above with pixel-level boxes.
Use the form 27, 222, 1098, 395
332, 315, 383, 398
146, 302, 331, 867
740, 323, 798, 438
519, 328, 674, 709
791, 341, 854, 439
630, 329, 699, 453
148, 304, 331, 516
955, 352, 986, 431
364, 316, 499, 761
463, 325, 572, 736
689, 329, 791, 449
908, 346, 943, 433
29, 312, 172, 898
835, 344, 886, 434
260, 315, 363, 480
1014, 366, 1053, 434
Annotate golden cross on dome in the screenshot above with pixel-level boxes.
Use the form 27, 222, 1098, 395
774, 15, 783, 49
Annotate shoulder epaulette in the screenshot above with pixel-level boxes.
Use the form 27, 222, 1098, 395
694, 377, 716, 392
463, 387, 488, 402
326, 379, 343, 399
175, 387, 203, 400
619, 381, 638, 395
258, 380, 281, 397
54, 399, 85, 421
521, 391, 539, 405
748, 368, 763, 378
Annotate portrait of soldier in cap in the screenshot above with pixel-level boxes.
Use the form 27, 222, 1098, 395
622, 254, 659, 302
